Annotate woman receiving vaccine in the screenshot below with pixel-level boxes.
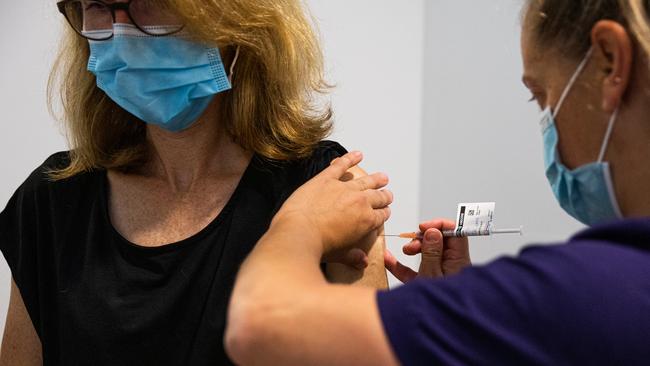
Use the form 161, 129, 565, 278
0, 0, 388, 364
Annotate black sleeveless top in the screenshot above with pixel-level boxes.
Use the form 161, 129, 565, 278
0, 141, 347, 365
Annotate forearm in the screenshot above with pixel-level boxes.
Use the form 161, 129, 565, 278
231, 217, 327, 304
225, 219, 397, 366
226, 217, 327, 360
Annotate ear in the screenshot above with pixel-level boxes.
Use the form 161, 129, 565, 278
591, 20, 634, 113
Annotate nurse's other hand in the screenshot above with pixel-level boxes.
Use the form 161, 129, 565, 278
272, 151, 393, 263
384, 218, 471, 283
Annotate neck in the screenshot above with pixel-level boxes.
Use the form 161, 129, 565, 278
610, 93, 650, 218
143, 99, 251, 193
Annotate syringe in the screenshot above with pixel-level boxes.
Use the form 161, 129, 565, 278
382, 226, 524, 239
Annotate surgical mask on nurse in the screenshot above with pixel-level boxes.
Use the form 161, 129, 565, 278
538, 48, 623, 226
59, 0, 236, 132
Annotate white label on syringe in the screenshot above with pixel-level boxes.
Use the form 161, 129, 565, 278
453, 202, 495, 237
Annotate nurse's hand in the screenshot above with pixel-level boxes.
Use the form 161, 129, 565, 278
384, 218, 471, 282
271, 151, 393, 265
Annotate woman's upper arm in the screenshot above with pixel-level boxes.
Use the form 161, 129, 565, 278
0, 279, 42, 366
326, 165, 389, 289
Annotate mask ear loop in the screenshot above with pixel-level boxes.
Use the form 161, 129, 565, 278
553, 48, 594, 119
228, 46, 241, 84
598, 106, 624, 218
597, 108, 619, 162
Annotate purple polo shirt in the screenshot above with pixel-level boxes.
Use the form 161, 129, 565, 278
377, 219, 650, 365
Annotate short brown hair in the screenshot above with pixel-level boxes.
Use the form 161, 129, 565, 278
525, 0, 650, 60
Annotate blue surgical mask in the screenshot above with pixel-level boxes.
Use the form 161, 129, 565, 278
540, 48, 623, 226
87, 24, 236, 132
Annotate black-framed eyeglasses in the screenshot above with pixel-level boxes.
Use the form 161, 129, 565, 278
56, 0, 184, 41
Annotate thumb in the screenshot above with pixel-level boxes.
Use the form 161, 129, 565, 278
343, 248, 369, 270
324, 151, 363, 179
418, 228, 444, 278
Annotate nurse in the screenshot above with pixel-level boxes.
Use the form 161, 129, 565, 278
226, 0, 650, 364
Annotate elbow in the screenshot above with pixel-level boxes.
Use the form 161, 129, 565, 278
224, 299, 271, 365
224, 316, 256, 365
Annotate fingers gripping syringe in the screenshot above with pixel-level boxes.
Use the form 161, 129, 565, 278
384, 203, 522, 239
383, 226, 524, 240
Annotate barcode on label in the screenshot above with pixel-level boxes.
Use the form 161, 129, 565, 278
453, 202, 496, 236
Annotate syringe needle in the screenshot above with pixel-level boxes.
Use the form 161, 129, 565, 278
381, 233, 422, 239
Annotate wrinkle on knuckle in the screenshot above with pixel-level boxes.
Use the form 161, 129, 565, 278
421, 246, 442, 257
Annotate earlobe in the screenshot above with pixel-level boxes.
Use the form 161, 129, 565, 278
591, 20, 634, 113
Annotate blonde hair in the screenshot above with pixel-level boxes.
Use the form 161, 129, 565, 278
525, 0, 650, 61
48, 0, 332, 178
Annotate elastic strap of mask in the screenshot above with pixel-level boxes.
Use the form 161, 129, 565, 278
597, 108, 619, 162
553, 48, 594, 119
229, 46, 241, 83
602, 162, 624, 218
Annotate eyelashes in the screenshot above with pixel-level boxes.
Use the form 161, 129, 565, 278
528, 92, 545, 105
527, 93, 545, 110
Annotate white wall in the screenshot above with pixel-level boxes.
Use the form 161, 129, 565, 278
307, 0, 425, 287
420, 0, 584, 265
